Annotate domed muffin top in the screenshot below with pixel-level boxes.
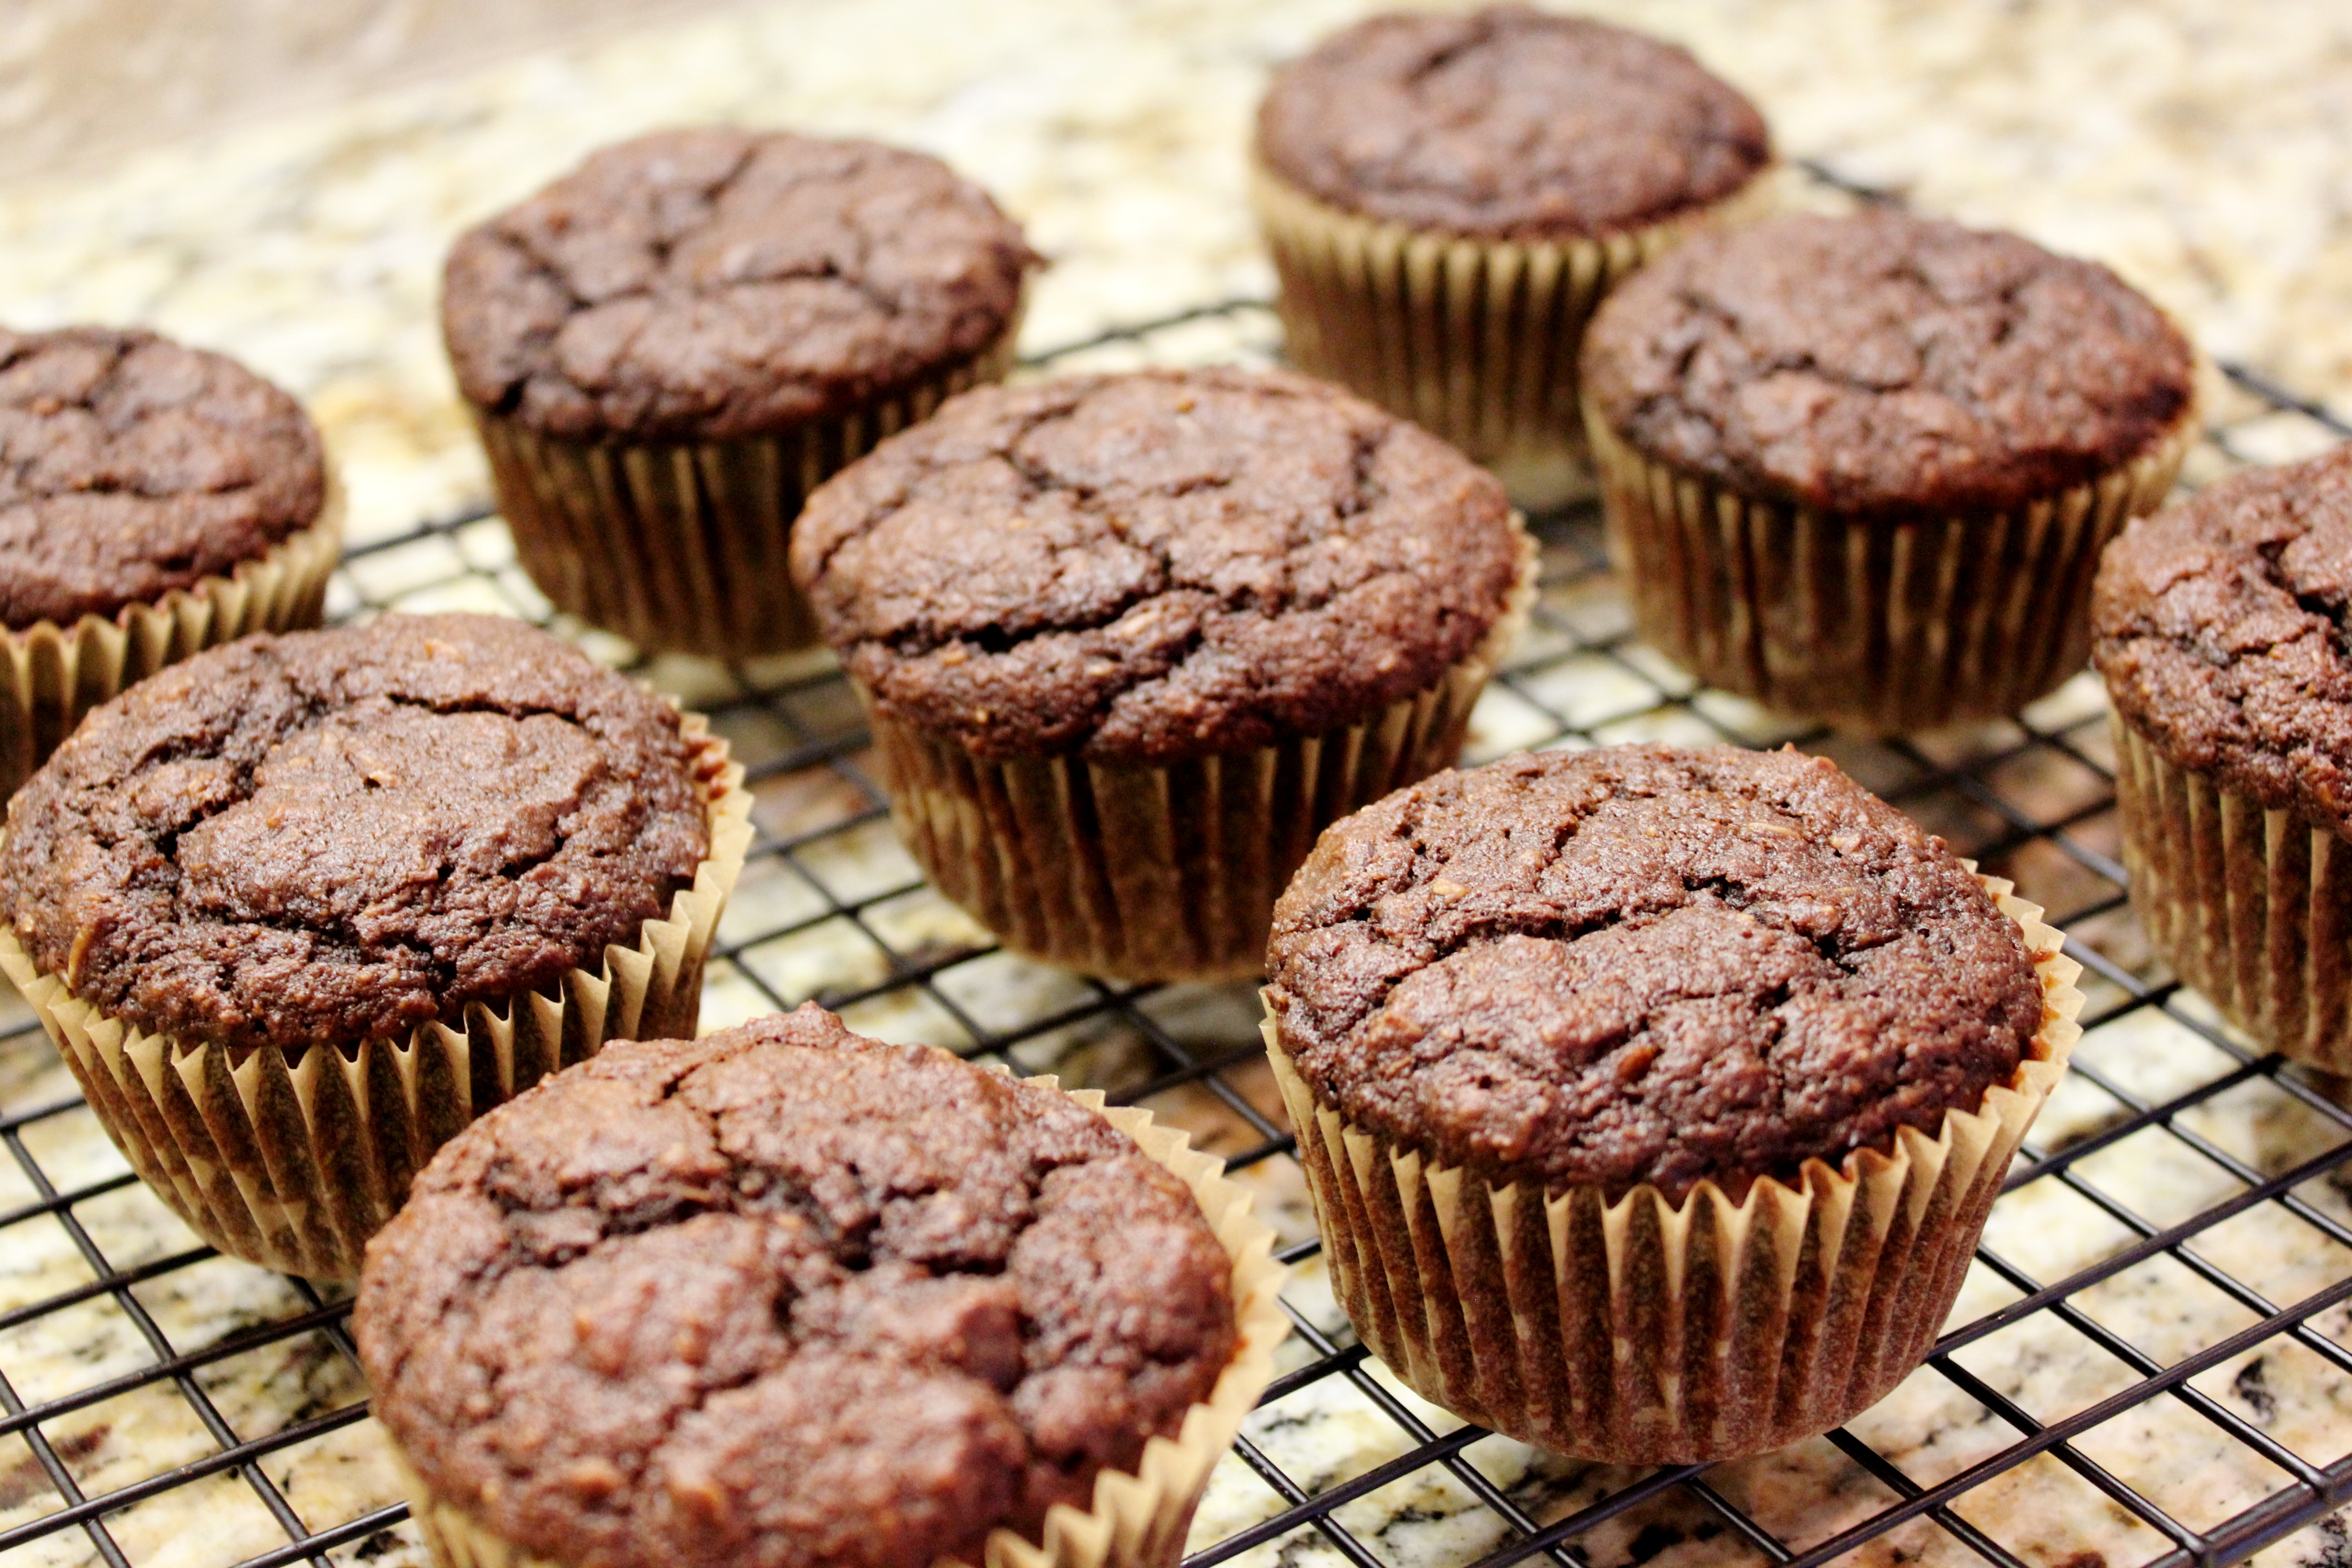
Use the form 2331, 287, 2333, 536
0, 326, 325, 629
0, 613, 710, 1052
2094, 444, 2352, 837
1267, 744, 2044, 1200
1582, 210, 2195, 516
790, 367, 1523, 764
442, 129, 1036, 442
1255, 5, 1769, 240
356, 1004, 1238, 1568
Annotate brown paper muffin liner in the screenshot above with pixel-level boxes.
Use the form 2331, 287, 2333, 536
1585, 395, 2198, 733
0, 478, 344, 799
1250, 162, 1779, 508
1262, 871, 2082, 1464
2112, 717, 2352, 1071
862, 526, 1537, 982
0, 716, 753, 1282
386, 1080, 1289, 1568
475, 324, 1022, 662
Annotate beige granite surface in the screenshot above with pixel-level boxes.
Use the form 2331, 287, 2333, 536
2, 3, 2352, 1568
0, 0, 738, 185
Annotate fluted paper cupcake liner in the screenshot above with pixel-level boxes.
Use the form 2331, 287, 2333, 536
862, 527, 1535, 982
0, 716, 752, 1282
1250, 162, 1778, 508
475, 327, 1022, 662
1263, 871, 2082, 1464
2112, 718, 2352, 1071
1585, 397, 2196, 733
0, 480, 344, 799
390, 1079, 1289, 1568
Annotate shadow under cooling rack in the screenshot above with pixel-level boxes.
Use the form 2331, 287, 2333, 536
5, 292, 2352, 1568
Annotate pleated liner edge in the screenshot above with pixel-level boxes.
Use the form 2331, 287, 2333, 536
1583, 390, 2197, 733
0, 474, 345, 798
0, 715, 753, 1282
859, 524, 1538, 982
475, 325, 1023, 662
1250, 159, 1782, 508
388, 1083, 1291, 1568
1262, 870, 2083, 1464
2113, 715, 2352, 1073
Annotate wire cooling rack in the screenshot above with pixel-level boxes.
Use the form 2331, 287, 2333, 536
7, 281, 2352, 1568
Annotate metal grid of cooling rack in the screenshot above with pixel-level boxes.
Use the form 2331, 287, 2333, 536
3, 290, 2352, 1568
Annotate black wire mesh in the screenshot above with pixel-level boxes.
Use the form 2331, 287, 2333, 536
5, 279, 2352, 1568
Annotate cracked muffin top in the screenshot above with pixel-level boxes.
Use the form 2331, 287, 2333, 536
0, 326, 327, 630
355, 1004, 1238, 1568
788, 367, 1523, 764
1255, 6, 1769, 240
441, 128, 1036, 442
1581, 211, 2195, 516
0, 613, 710, 1052
2093, 444, 2352, 836
1266, 745, 2045, 1200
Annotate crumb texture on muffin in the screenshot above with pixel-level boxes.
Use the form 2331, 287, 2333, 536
0, 613, 710, 1053
0, 326, 325, 629
441, 128, 1036, 442
1581, 211, 2195, 516
2093, 444, 2352, 834
790, 367, 1521, 764
1266, 745, 2043, 1200
1254, 5, 1768, 240
357, 1004, 1238, 1568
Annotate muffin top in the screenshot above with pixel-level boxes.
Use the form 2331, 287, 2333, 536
0, 326, 326, 630
1255, 6, 1769, 240
789, 367, 1522, 764
357, 1004, 1238, 1568
1266, 745, 2043, 1200
0, 613, 710, 1053
1581, 211, 2195, 516
442, 129, 1036, 442
2093, 445, 2352, 837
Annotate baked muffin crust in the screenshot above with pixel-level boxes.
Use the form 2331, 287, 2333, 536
1581, 211, 2195, 516
1255, 5, 1768, 240
0, 613, 709, 1053
2093, 444, 2352, 837
442, 128, 1035, 442
1266, 744, 2042, 1199
789, 367, 1521, 764
0, 326, 325, 629
356, 1004, 1238, 1568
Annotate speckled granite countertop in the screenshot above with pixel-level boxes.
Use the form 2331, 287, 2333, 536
3, 3, 2352, 1567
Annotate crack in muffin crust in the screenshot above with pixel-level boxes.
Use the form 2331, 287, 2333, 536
441, 128, 1037, 442
1580, 210, 2195, 516
0, 613, 710, 1053
1255, 5, 1769, 240
356, 1005, 1237, 1568
789, 367, 1521, 763
1265, 745, 2043, 1200
0, 326, 325, 628
2094, 444, 2352, 834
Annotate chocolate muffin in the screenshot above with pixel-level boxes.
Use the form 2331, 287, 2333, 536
0, 613, 751, 1279
1581, 209, 2198, 732
1262, 744, 2081, 1461
443, 128, 1038, 659
789, 366, 1533, 980
1250, 6, 1774, 504
2093, 444, 2352, 1070
358, 1004, 1286, 1568
0, 325, 341, 796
